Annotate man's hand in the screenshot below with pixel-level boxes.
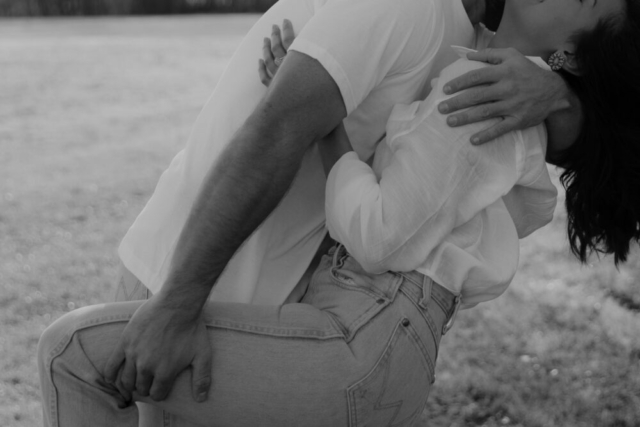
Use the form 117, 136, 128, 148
437, 48, 572, 145
104, 294, 212, 405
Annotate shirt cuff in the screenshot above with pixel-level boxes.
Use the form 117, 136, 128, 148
325, 151, 372, 237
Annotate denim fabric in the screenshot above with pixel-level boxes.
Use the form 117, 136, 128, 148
38, 248, 457, 427
114, 264, 178, 427
114, 264, 150, 303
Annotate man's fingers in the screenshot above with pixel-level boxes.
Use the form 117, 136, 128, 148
262, 38, 278, 76
258, 59, 272, 86
135, 368, 153, 397
443, 65, 503, 95
190, 340, 213, 403
281, 19, 295, 50
149, 373, 175, 402
270, 24, 287, 60
466, 47, 520, 65
104, 344, 126, 384
117, 358, 137, 398
470, 117, 520, 145
446, 100, 509, 128
439, 85, 508, 115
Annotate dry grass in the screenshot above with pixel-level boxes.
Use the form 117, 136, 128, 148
1, 15, 639, 427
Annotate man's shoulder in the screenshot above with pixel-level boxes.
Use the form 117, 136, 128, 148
326, 0, 439, 19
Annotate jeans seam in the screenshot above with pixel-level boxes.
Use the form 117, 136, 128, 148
343, 302, 387, 343
398, 287, 439, 366
44, 315, 133, 427
329, 267, 384, 300
204, 319, 345, 339
346, 318, 432, 427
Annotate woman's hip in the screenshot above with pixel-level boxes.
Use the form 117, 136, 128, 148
39, 249, 458, 426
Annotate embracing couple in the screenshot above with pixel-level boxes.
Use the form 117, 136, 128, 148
38, 0, 640, 425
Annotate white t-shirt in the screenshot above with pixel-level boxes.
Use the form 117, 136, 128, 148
326, 48, 558, 309
118, 0, 477, 304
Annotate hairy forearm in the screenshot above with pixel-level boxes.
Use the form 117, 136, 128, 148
158, 106, 314, 314
544, 76, 583, 166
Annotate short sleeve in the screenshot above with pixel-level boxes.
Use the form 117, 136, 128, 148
289, 0, 439, 114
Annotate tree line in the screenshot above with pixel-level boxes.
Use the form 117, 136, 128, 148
0, 0, 278, 16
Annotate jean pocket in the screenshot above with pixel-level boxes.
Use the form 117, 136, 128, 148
347, 317, 435, 427
304, 262, 401, 342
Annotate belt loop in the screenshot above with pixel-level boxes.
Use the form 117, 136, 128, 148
442, 294, 462, 336
418, 275, 432, 310
331, 243, 342, 268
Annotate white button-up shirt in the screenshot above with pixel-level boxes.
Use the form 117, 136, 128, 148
326, 48, 558, 309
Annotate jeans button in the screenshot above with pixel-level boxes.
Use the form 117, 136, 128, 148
401, 318, 410, 327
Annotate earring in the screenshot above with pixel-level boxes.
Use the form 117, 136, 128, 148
548, 52, 566, 71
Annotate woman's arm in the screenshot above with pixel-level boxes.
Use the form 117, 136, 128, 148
325, 59, 555, 273
318, 123, 353, 175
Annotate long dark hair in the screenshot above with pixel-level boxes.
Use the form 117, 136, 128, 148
559, 0, 640, 265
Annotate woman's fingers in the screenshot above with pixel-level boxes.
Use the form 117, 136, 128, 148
258, 59, 272, 87
281, 19, 295, 50
270, 24, 287, 60
259, 20, 295, 85
262, 38, 277, 76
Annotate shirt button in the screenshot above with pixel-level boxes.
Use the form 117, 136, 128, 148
402, 318, 410, 327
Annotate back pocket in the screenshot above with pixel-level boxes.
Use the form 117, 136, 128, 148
347, 318, 434, 427
303, 260, 400, 342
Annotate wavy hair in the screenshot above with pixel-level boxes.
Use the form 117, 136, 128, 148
559, 0, 640, 264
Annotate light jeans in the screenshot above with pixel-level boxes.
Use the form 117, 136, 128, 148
38, 245, 458, 426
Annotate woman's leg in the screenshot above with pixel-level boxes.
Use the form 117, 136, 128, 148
38, 254, 457, 426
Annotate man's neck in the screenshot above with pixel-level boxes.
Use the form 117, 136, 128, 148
462, 0, 485, 25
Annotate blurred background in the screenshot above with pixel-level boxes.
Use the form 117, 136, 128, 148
1, 1, 639, 426
0, 0, 278, 15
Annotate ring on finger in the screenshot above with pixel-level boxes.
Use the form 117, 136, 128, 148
274, 55, 286, 67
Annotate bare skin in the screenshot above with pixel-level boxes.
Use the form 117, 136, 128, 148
105, 46, 347, 403
105, 12, 583, 404
440, 49, 580, 162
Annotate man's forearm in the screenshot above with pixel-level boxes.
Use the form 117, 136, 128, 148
544, 75, 583, 166
152, 52, 345, 314
158, 107, 316, 314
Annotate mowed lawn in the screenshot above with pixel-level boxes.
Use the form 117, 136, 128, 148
1, 15, 639, 427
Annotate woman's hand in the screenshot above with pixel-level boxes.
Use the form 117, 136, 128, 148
257, 20, 352, 174
259, 19, 295, 87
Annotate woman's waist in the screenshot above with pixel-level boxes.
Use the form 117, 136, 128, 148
330, 236, 519, 311
326, 244, 457, 310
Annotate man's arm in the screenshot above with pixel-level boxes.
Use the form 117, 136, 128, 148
166, 50, 345, 302
104, 51, 347, 403
436, 48, 582, 165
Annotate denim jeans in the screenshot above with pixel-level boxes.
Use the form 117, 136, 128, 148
38, 245, 458, 426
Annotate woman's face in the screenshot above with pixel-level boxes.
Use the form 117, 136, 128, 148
498, 0, 625, 56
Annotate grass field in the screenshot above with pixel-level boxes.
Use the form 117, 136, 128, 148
1, 15, 639, 427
